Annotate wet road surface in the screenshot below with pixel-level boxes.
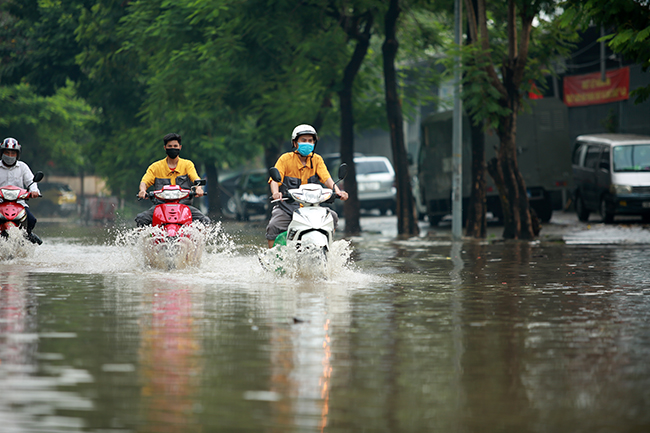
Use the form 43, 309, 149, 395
1, 212, 649, 432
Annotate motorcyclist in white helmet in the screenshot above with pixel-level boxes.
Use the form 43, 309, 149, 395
0, 137, 43, 244
265, 124, 348, 248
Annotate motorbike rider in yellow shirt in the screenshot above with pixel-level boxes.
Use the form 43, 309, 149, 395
266, 124, 348, 248
135, 133, 210, 226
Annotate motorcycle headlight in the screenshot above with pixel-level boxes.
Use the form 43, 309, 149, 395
0, 188, 20, 201
155, 189, 189, 201
610, 184, 632, 195
303, 189, 321, 204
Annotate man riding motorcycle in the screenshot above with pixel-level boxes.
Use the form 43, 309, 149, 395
0, 137, 42, 244
136, 133, 210, 227
266, 124, 348, 248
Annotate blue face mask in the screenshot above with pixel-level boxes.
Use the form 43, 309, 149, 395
297, 143, 314, 156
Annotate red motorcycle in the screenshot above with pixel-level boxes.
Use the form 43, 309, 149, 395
0, 171, 43, 245
140, 180, 207, 269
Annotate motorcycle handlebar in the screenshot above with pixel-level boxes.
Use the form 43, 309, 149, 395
270, 192, 343, 204
137, 190, 207, 201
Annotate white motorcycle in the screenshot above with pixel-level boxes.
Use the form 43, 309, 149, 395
260, 164, 347, 274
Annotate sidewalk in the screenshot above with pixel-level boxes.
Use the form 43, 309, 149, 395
431, 210, 650, 244
343, 210, 650, 245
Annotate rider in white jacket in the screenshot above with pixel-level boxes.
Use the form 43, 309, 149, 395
0, 137, 42, 244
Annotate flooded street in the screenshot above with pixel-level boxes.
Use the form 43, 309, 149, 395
2, 213, 650, 432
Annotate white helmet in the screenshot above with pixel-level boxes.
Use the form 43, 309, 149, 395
1, 137, 21, 155
291, 124, 318, 143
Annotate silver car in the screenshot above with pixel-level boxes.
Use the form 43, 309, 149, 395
323, 154, 397, 215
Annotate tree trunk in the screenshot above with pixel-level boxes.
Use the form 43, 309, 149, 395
339, 86, 361, 235
465, 119, 487, 237
338, 13, 373, 236
264, 142, 282, 174
464, 0, 537, 239
487, 108, 537, 239
79, 169, 85, 220
204, 158, 221, 219
464, 0, 487, 238
382, 0, 419, 236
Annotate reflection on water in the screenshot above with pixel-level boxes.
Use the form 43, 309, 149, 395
138, 284, 202, 432
1, 224, 650, 432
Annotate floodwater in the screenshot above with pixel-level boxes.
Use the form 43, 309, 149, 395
1, 216, 650, 433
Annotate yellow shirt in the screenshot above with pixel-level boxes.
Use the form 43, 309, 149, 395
140, 158, 201, 188
272, 152, 332, 185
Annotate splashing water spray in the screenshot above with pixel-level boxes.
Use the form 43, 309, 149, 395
114, 221, 235, 270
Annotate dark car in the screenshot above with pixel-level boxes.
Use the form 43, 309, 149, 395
572, 133, 650, 223
219, 169, 269, 220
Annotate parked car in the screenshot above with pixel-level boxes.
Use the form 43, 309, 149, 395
322, 154, 397, 215
29, 182, 77, 216
572, 133, 650, 223
219, 169, 269, 220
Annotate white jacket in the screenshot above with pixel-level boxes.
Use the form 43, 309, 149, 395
0, 161, 41, 207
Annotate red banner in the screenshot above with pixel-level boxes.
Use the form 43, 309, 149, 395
563, 67, 629, 107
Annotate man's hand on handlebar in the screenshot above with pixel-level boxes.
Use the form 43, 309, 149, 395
138, 190, 148, 200
271, 192, 283, 201
337, 190, 349, 201
194, 186, 205, 197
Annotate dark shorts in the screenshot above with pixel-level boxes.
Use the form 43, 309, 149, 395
25, 206, 37, 232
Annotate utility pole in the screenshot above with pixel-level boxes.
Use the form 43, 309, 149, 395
451, 0, 463, 240
600, 26, 606, 82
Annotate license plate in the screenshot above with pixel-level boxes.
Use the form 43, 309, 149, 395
359, 182, 381, 191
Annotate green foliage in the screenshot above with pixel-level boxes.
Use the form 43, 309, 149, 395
395, 7, 450, 120
0, 81, 98, 175
441, 1, 577, 130
0, 0, 453, 200
0, 0, 90, 96
561, 0, 650, 102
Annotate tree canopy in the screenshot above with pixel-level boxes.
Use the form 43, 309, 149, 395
562, 0, 650, 103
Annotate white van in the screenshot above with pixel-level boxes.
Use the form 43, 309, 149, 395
572, 133, 650, 223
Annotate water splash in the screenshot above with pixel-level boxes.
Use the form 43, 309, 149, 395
114, 221, 236, 270
12, 224, 380, 288
257, 239, 355, 280
202, 222, 237, 255
0, 226, 36, 260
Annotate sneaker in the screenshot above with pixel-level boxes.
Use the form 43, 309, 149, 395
27, 232, 43, 245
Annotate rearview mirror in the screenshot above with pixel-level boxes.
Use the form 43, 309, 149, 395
269, 167, 282, 183
33, 171, 44, 183
338, 163, 348, 180
193, 179, 207, 186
